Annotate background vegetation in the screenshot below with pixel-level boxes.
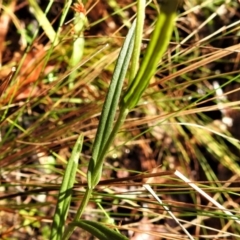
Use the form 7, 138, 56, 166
0, 0, 240, 239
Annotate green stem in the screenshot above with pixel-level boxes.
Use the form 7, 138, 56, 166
91, 107, 129, 187
63, 107, 128, 239
62, 187, 93, 240
129, 0, 146, 83
121, 0, 179, 109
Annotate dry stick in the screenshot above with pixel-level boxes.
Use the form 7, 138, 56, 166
0, 171, 174, 201
143, 184, 194, 240
153, 43, 240, 87
174, 170, 240, 225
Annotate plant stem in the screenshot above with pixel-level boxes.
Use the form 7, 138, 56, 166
92, 107, 129, 186
62, 187, 93, 240
129, 0, 146, 83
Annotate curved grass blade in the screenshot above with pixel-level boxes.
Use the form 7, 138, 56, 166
69, 220, 128, 240
121, 0, 180, 109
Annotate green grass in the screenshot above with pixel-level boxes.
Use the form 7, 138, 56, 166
1, 0, 240, 239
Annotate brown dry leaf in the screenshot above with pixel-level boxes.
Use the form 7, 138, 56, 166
0, 67, 15, 98
0, 0, 16, 64
2, 44, 54, 103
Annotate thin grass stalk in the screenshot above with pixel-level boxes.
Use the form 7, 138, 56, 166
40, 1, 74, 75
28, 0, 56, 43
62, 188, 92, 240
0, 16, 44, 123
129, 0, 146, 83
52, 0, 73, 47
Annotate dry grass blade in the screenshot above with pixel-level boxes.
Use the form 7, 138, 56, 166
154, 43, 240, 86
174, 170, 240, 224
0, 67, 16, 98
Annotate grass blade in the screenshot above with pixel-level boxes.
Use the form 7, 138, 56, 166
69, 220, 128, 240
62, 21, 137, 240
50, 134, 84, 240
28, 0, 57, 43
129, 0, 146, 83
122, 0, 180, 109
87, 20, 136, 189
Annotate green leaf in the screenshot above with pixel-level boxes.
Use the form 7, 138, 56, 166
69, 220, 129, 240
50, 134, 84, 240
63, 13, 137, 240
129, 0, 146, 83
68, 8, 88, 89
87, 20, 136, 189
121, 0, 180, 109
28, 0, 57, 43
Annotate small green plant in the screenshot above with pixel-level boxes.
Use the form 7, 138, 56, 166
50, 1, 181, 239
2, 0, 240, 239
